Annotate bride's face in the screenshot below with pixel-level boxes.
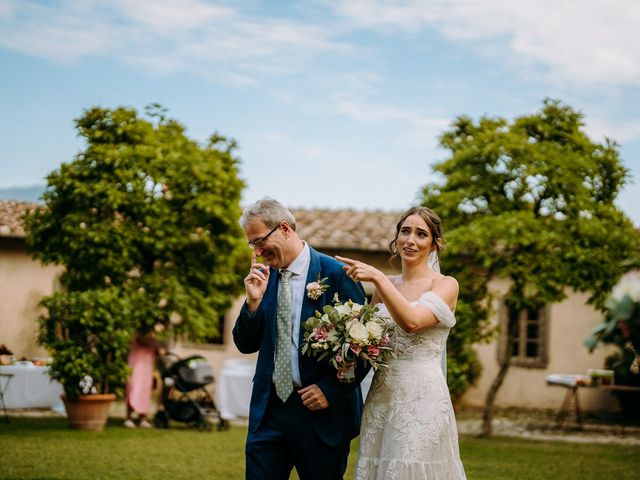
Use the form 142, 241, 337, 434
397, 214, 434, 264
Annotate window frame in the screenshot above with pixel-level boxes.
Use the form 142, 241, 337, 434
498, 301, 549, 368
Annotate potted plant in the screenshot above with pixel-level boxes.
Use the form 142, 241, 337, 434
585, 273, 640, 420
39, 288, 133, 431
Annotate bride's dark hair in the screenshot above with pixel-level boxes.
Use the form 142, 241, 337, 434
389, 206, 444, 262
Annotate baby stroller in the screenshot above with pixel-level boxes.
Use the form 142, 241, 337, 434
153, 352, 228, 431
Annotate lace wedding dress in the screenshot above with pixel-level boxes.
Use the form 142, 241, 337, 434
355, 291, 466, 480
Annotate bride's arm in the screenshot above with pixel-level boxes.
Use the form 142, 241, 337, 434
374, 275, 459, 332
336, 255, 459, 333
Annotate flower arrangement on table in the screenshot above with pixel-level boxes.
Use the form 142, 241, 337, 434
302, 294, 394, 382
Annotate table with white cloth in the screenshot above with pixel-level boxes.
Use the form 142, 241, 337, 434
216, 358, 374, 420
0, 363, 65, 412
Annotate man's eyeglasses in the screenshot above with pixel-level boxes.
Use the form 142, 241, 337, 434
248, 224, 280, 250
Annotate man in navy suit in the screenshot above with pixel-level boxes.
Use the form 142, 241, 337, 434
233, 197, 367, 480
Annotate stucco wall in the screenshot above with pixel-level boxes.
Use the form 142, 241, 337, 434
461, 278, 620, 411
0, 239, 60, 359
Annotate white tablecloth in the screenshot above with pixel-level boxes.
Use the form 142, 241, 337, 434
216, 359, 374, 420
216, 359, 256, 420
0, 364, 65, 411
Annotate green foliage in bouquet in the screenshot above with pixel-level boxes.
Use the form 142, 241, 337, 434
302, 298, 393, 371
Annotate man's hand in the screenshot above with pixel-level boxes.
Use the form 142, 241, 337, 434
244, 251, 270, 312
299, 384, 329, 411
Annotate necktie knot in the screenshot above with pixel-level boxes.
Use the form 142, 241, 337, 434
280, 269, 293, 283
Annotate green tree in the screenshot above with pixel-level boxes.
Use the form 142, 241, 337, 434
26, 105, 249, 397
421, 98, 640, 435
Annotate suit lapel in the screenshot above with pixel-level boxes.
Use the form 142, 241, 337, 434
299, 247, 322, 346
264, 267, 279, 343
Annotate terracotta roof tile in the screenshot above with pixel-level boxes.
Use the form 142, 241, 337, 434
0, 200, 40, 239
291, 208, 400, 252
0, 200, 401, 251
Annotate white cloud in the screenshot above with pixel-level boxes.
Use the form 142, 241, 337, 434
585, 117, 640, 143
261, 132, 289, 144
0, 1, 121, 61
332, 97, 447, 130
329, 0, 640, 88
0, 0, 352, 79
111, 0, 234, 33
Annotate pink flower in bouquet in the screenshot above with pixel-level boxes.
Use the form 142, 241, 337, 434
302, 297, 394, 383
367, 345, 380, 359
313, 327, 328, 341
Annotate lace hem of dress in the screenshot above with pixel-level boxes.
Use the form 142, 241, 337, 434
356, 456, 466, 480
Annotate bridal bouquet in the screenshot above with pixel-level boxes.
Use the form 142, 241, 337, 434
301, 294, 394, 382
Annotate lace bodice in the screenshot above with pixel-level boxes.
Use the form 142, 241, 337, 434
376, 291, 454, 364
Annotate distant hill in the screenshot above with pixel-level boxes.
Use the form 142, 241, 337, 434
0, 185, 45, 203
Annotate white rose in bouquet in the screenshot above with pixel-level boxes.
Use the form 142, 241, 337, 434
336, 303, 352, 316
349, 322, 369, 343
366, 321, 383, 340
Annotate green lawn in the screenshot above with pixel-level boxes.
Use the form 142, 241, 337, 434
0, 417, 638, 479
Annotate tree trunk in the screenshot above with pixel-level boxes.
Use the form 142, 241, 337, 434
481, 356, 511, 436
481, 313, 518, 437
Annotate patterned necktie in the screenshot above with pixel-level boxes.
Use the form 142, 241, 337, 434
274, 269, 294, 402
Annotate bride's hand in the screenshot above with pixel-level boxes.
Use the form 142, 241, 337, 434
335, 255, 383, 283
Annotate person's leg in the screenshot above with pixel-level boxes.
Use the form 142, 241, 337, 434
245, 391, 293, 480
124, 401, 136, 428
286, 397, 350, 480
138, 413, 151, 428
289, 433, 349, 480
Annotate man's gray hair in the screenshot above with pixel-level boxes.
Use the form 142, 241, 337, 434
240, 197, 297, 231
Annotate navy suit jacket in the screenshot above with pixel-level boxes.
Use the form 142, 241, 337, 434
233, 247, 368, 447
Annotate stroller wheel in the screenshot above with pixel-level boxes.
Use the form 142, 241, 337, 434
154, 410, 170, 429
217, 418, 230, 431
195, 418, 212, 432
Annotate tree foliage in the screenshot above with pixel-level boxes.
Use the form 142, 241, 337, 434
26, 105, 249, 395
421, 98, 640, 433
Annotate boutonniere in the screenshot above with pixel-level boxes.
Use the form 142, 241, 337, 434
306, 274, 329, 300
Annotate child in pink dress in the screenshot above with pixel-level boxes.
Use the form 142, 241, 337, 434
124, 333, 160, 428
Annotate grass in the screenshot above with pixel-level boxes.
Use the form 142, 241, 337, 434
0, 417, 639, 479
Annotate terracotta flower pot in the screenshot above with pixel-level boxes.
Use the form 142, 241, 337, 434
62, 393, 116, 432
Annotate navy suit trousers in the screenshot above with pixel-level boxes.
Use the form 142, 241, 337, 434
245, 384, 350, 480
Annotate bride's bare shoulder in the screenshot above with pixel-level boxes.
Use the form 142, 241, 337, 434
432, 275, 459, 293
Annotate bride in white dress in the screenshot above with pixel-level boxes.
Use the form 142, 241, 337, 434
337, 206, 466, 480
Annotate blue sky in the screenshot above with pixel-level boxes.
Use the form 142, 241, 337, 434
1, 0, 639, 225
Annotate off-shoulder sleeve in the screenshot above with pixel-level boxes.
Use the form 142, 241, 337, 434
417, 291, 456, 328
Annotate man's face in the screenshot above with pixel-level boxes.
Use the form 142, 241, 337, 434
245, 219, 288, 269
